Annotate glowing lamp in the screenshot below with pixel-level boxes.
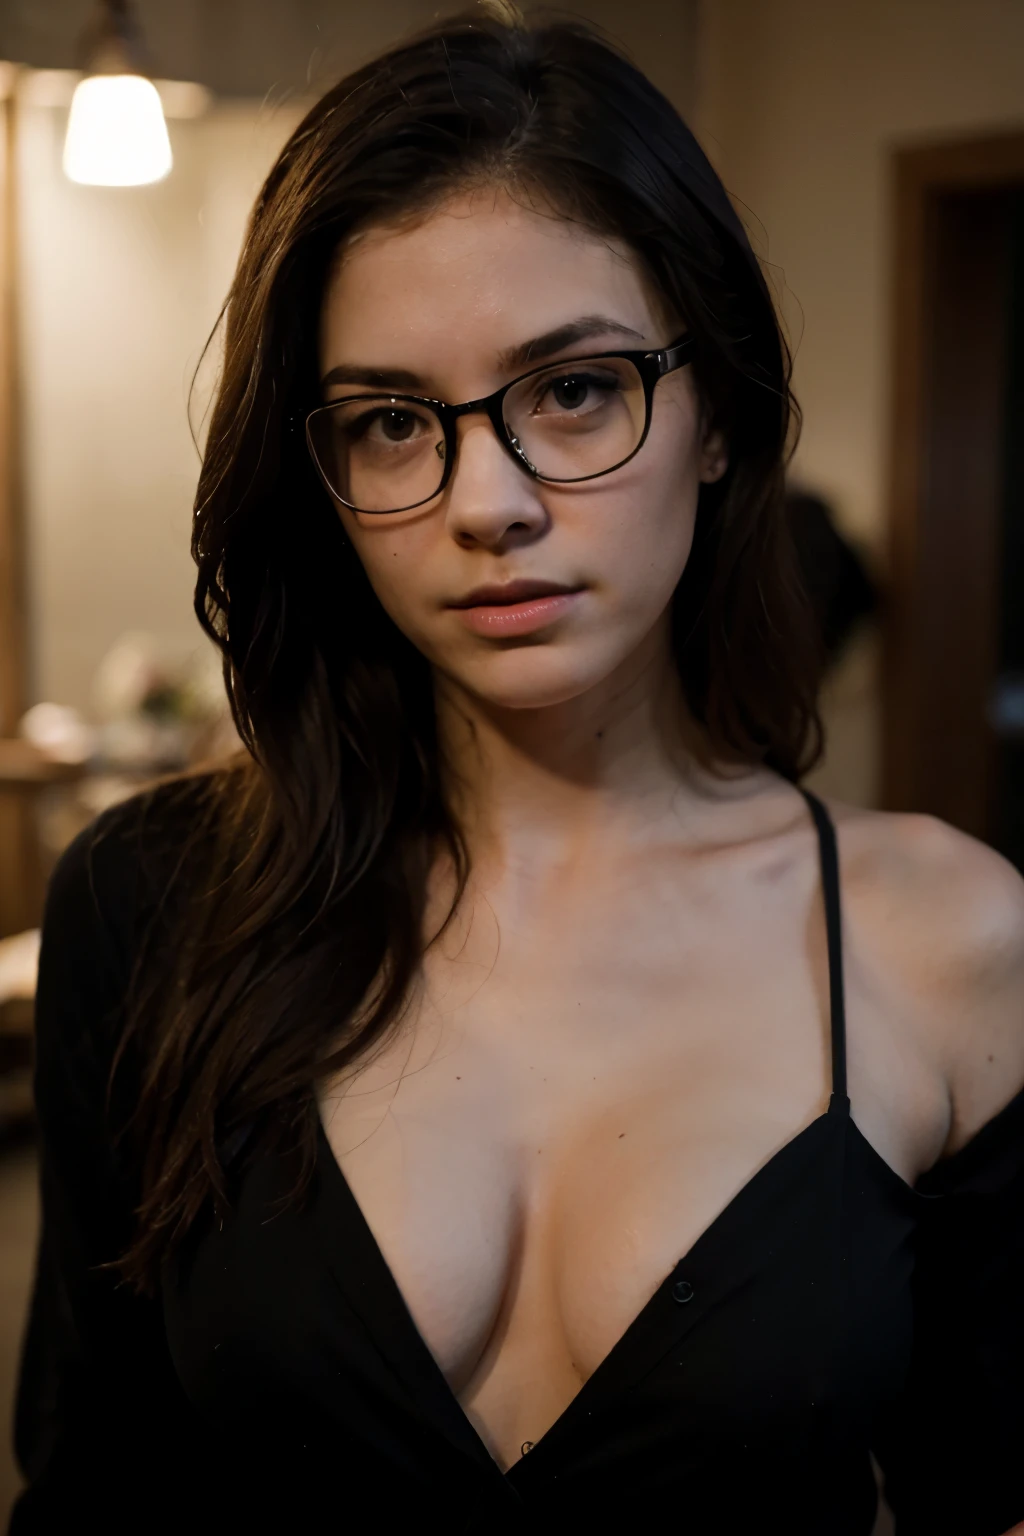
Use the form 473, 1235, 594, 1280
63, 74, 171, 186
62, 0, 172, 187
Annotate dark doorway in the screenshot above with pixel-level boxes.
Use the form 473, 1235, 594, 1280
883, 131, 1024, 871
992, 192, 1024, 870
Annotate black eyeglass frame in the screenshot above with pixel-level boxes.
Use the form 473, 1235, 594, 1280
300, 335, 695, 515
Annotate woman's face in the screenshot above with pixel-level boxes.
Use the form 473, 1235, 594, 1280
317, 188, 726, 711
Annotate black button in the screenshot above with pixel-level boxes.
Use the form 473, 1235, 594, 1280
672, 1279, 694, 1304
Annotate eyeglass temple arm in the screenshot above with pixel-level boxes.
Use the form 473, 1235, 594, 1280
655, 337, 695, 374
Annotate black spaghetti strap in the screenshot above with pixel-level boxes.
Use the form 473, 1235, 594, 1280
798, 788, 848, 1102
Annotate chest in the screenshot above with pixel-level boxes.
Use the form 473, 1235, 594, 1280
168, 1099, 921, 1514
316, 850, 944, 1466
321, 868, 833, 1418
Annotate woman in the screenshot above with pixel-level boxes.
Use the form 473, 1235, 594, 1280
12, 9, 1024, 1533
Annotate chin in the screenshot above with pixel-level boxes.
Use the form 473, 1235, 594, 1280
441, 644, 625, 712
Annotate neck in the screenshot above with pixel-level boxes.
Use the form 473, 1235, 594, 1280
434, 619, 726, 877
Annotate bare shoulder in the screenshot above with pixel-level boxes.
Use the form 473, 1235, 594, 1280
823, 798, 1024, 1153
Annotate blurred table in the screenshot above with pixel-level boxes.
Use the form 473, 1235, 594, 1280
0, 739, 86, 940
0, 742, 88, 1135
0, 738, 87, 788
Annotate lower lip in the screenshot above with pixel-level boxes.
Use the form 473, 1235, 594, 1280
453, 590, 583, 637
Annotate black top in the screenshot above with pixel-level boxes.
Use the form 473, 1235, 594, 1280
10, 781, 1024, 1535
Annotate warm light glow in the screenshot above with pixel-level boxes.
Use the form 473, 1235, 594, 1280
63, 74, 172, 186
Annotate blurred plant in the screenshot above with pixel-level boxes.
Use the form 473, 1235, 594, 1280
15, 637, 236, 868
89, 631, 230, 770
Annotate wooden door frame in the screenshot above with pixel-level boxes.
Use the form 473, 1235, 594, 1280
0, 63, 25, 740
882, 128, 1024, 830
0, 64, 42, 939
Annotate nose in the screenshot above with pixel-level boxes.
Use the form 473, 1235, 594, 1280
442, 414, 549, 551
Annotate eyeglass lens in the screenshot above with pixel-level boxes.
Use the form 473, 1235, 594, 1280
308, 356, 647, 512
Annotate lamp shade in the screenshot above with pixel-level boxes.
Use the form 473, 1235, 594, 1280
63, 73, 172, 186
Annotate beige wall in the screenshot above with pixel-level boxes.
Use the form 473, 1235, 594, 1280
695, 0, 1024, 805
16, 95, 308, 710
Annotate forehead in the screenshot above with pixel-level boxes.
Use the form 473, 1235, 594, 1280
319, 188, 660, 362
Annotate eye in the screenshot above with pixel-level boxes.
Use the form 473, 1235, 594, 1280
551, 376, 590, 410
361, 408, 423, 442
532, 368, 621, 415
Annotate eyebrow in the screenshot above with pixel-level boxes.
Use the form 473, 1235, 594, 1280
319, 315, 648, 393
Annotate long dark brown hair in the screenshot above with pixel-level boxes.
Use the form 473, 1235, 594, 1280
114, 5, 823, 1290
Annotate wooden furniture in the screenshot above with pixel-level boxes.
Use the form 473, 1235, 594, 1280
0, 740, 86, 938
0, 991, 34, 1137
0, 738, 88, 789
0, 742, 86, 1134
0, 67, 37, 944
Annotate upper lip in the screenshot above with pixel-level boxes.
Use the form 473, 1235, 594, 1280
449, 579, 582, 609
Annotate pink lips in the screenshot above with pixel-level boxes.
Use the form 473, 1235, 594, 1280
449, 580, 583, 638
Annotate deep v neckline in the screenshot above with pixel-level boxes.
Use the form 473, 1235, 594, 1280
312, 1101, 921, 1481
310, 790, 920, 1479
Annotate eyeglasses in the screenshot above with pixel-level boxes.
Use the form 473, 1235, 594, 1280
303, 336, 694, 515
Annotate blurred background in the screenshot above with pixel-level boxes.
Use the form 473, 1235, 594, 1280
0, 0, 1021, 1525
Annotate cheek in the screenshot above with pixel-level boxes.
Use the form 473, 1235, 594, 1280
597, 402, 702, 608
344, 520, 442, 640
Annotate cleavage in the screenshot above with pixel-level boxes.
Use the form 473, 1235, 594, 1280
318, 983, 831, 1465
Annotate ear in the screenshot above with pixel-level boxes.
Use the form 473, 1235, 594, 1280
699, 424, 728, 484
